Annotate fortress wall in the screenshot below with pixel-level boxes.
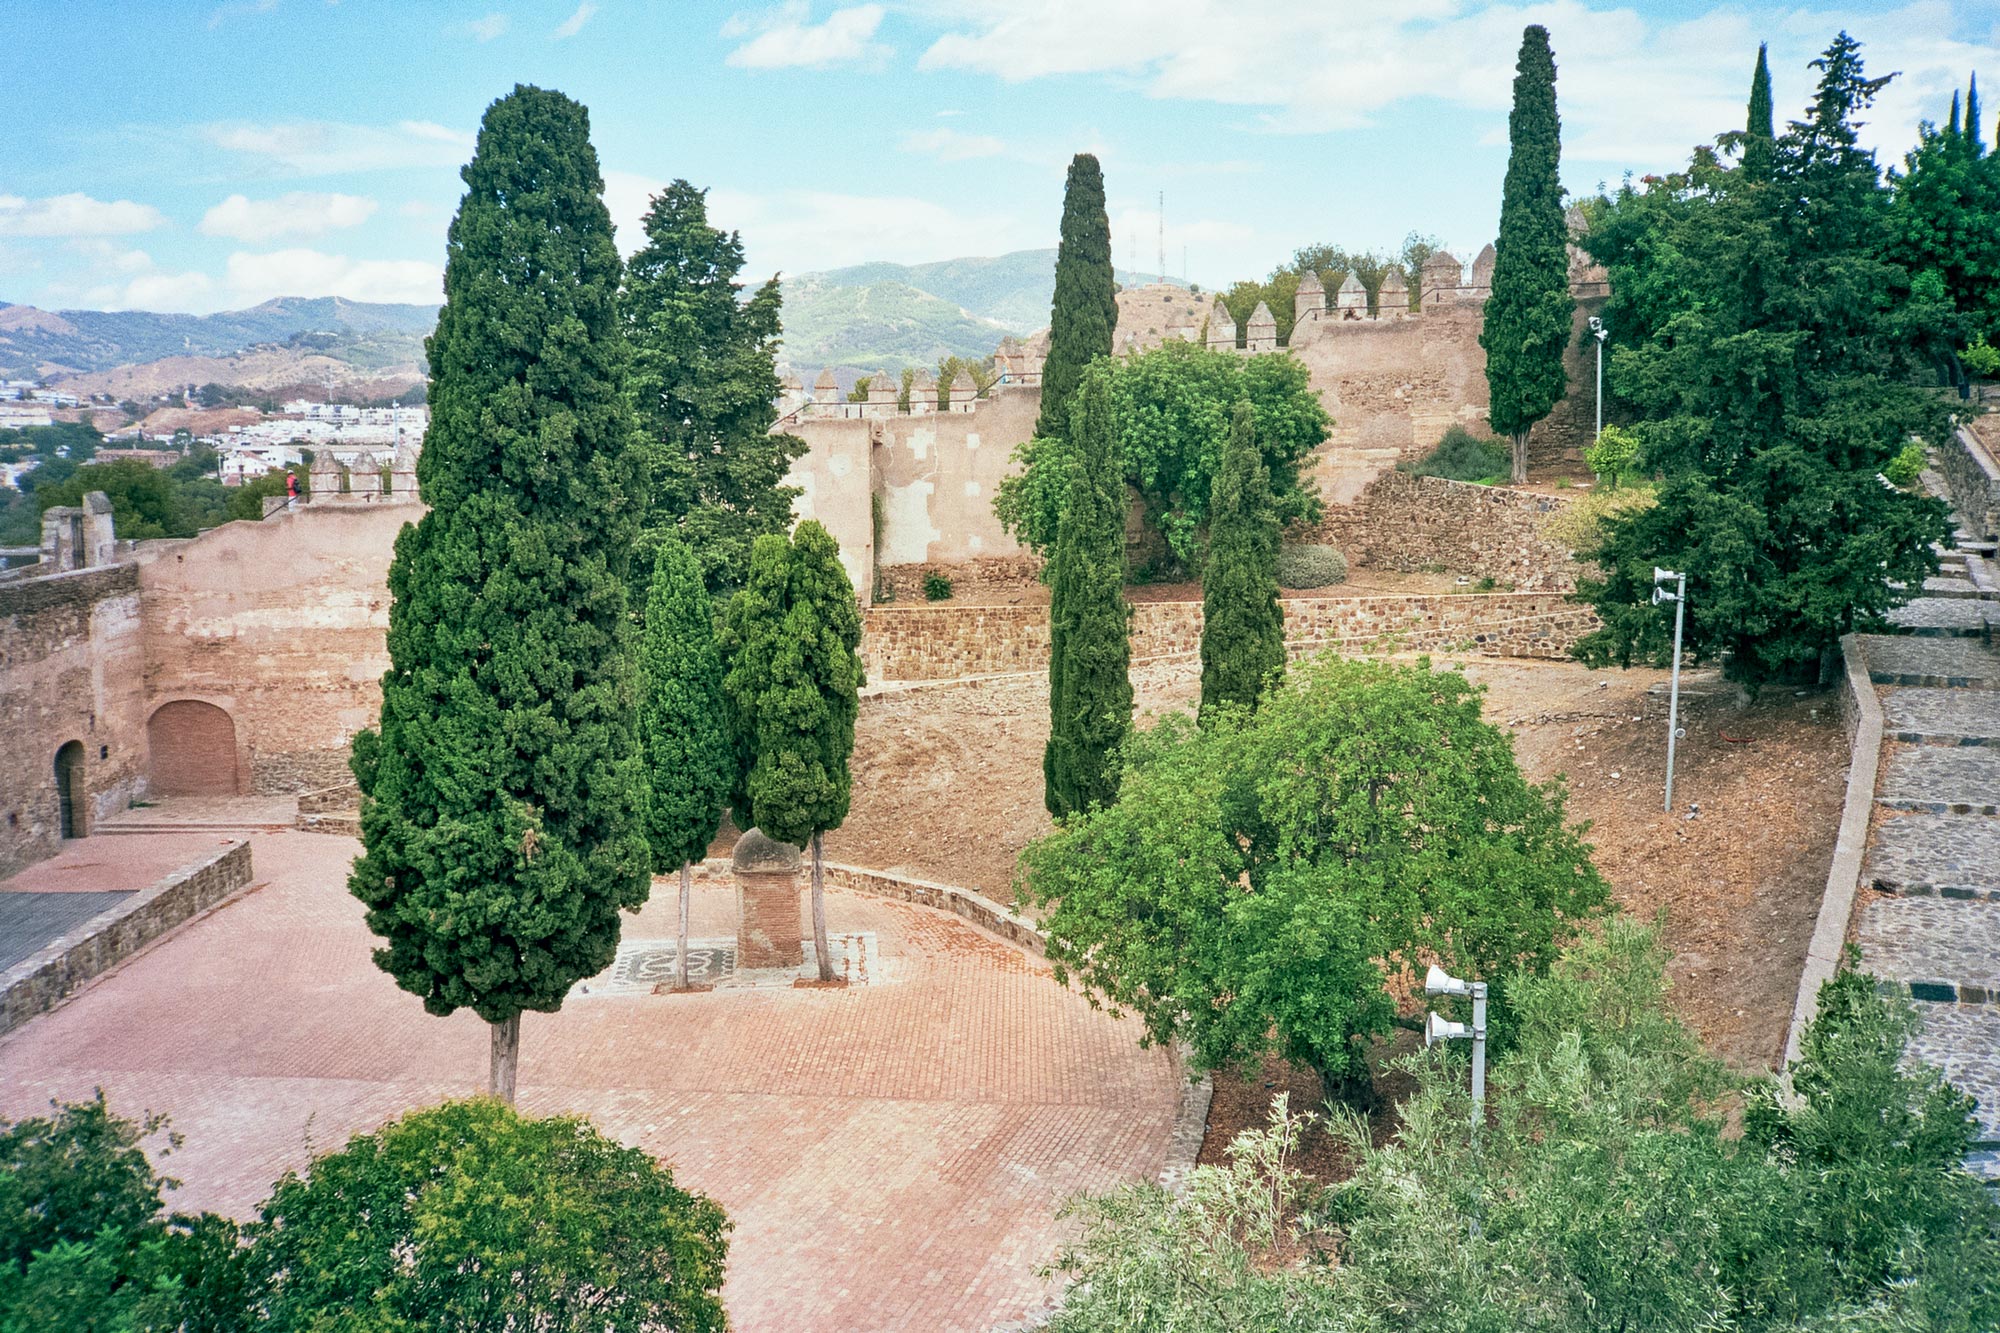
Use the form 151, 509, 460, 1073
1307, 471, 1584, 591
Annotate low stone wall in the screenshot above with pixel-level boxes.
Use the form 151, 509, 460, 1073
861, 592, 1598, 682
876, 555, 1043, 605
1, 839, 253, 1036
297, 779, 359, 815
1306, 471, 1584, 591
1943, 425, 2000, 543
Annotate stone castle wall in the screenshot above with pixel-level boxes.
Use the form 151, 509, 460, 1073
1308, 471, 1584, 591
1943, 423, 2000, 542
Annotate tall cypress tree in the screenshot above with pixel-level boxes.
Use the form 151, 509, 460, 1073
719, 522, 863, 981
350, 86, 649, 1101
623, 181, 806, 602
1745, 42, 1777, 181
1480, 24, 1575, 485
1043, 367, 1132, 819
1949, 90, 1963, 140
1200, 401, 1285, 721
640, 537, 732, 991
1034, 154, 1117, 443
1968, 75, 1984, 157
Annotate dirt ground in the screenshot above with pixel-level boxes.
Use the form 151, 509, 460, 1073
826, 651, 1849, 1161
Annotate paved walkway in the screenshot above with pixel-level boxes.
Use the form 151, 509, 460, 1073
1855, 481, 2000, 1179
0, 830, 1181, 1332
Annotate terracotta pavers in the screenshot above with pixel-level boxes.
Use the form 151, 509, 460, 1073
0, 830, 1180, 1332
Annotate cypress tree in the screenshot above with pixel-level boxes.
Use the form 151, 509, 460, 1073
719, 522, 863, 981
1043, 367, 1132, 819
1745, 42, 1777, 181
1034, 153, 1117, 443
639, 537, 733, 991
1949, 90, 1963, 140
1480, 24, 1575, 485
349, 86, 649, 1101
623, 181, 806, 602
1968, 75, 1984, 157
1199, 401, 1285, 721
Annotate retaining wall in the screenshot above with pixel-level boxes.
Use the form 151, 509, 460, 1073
1943, 424, 2000, 542
1307, 471, 1584, 591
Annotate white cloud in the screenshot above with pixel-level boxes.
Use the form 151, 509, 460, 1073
552, 1, 598, 39
725, 3, 889, 69
202, 119, 472, 176
199, 192, 379, 242
207, 0, 277, 29
0, 193, 164, 237
69, 239, 155, 274
460, 12, 509, 41
222, 249, 441, 306
118, 271, 215, 311
900, 127, 1008, 160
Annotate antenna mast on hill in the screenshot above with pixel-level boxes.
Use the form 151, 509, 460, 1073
1157, 191, 1166, 285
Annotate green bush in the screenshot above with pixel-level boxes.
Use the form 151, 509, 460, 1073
923, 571, 953, 601
1585, 423, 1642, 487
1883, 441, 1926, 488
1964, 337, 2000, 379
1399, 424, 1511, 483
1275, 543, 1346, 589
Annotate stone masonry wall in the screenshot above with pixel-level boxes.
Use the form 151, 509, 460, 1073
0, 563, 149, 877
1307, 471, 1584, 591
1944, 423, 2000, 543
861, 592, 1598, 682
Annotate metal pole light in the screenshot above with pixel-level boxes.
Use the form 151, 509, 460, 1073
1588, 316, 1609, 443
1425, 964, 1488, 1125
1652, 568, 1688, 812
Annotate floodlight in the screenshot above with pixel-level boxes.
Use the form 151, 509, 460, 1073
1425, 964, 1471, 997
1426, 1012, 1470, 1047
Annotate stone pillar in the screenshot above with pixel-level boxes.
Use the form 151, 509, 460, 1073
732, 828, 804, 970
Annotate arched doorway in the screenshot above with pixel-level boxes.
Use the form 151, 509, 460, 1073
53, 741, 85, 839
147, 701, 240, 796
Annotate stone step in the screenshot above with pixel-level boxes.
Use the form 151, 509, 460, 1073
1924, 575, 1985, 599
1878, 745, 2000, 815
1966, 552, 1999, 594
1857, 635, 2000, 687
93, 820, 293, 835
1881, 687, 2000, 745
1885, 598, 1999, 638
1856, 893, 2000, 1003
1904, 1004, 2000, 1151
1863, 812, 2000, 900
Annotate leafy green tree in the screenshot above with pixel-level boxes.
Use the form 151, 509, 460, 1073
996, 340, 1329, 570
350, 85, 651, 1101
1034, 154, 1117, 443
1745, 41, 1777, 180
1890, 83, 2000, 343
622, 180, 806, 601
1576, 34, 1953, 686
1042, 368, 1132, 820
250, 1100, 729, 1333
1021, 655, 1605, 1102
1199, 402, 1284, 720
223, 465, 307, 522
31, 460, 183, 539
1481, 24, 1576, 484
934, 353, 997, 405
719, 521, 863, 981
640, 537, 733, 991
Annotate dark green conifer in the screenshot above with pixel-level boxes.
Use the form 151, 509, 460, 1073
1034, 154, 1117, 443
640, 537, 733, 990
1480, 24, 1575, 485
1949, 90, 1963, 140
1968, 74, 1984, 157
1745, 42, 1777, 180
350, 85, 650, 1100
1043, 367, 1132, 819
719, 522, 863, 981
1199, 402, 1285, 721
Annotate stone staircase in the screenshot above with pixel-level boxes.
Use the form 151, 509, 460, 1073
1852, 478, 2000, 1179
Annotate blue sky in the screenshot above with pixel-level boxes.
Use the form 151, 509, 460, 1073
2, 0, 1996, 314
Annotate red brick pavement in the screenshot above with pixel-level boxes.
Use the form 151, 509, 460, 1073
0, 830, 1180, 1332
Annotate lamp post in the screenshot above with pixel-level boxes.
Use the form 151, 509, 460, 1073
1652, 567, 1688, 812
1424, 964, 1488, 1125
1588, 315, 1609, 442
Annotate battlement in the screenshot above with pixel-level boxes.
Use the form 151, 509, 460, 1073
304, 435, 419, 506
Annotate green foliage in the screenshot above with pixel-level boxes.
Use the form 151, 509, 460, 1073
1883, 441, 1927, 487
1199, 402, 1285, 720
934, 353, 997, 406
1576, 35, 1954, 687
1043, 367, 1133, 820
1398, 423, 1512, 484
1966, 336, 2000, 376
922, 570, 953, 601
639, 538, 732, 874
350, 85, 652, 1026
996, 340, 1329, 570
223, 466, 306, 522
251, 1099, 729, 1333
1584, 422, 1641, 486
1275, 542, 1346, 589
718, 521, 864, 846
1887, 82, 2000, 345
1481, 24, 1576, 480
0, 1093, 172, 1274
845, 375, 872, 404
1745, 42, 1778, 180
623, 180, 806, 601
1020, 655, 1606, 1097
1034, 154, 1117, 442
27, 453, 240, 541
1042, 922, 2000, 1331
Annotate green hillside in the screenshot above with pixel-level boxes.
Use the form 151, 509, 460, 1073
0, 296, 438, 378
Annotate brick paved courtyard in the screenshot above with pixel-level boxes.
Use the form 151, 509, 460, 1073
0, 830, 1183, 1332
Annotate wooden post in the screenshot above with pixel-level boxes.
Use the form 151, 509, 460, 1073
490, 1013, 519, 1104
676, 862, 692, 991
811, 831, 833, 982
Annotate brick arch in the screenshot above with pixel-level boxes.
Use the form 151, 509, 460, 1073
147, 700, 240, 797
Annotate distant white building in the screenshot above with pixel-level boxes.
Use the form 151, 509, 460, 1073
218, 442, 302, 484
0, 403, 54, 429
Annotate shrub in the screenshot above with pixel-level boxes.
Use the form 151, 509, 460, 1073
1275, 543, 1346, 588
1541, 482, 1657, 555
923, 571, 953, 601
1964, 336, 2000, 379
1585, 423, 1642, 487
1883, 441, 1926, 488
1399, 424, 1512, 483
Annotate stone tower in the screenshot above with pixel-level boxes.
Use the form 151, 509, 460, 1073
1205, 296, 1237, 350
1377, 267, 1409, 318
1335, 272, 1367, 317
1293, 269, 1324, 329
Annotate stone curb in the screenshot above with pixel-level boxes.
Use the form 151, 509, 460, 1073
1, 840, 253, 1038
1783, 634, 1882, 1067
